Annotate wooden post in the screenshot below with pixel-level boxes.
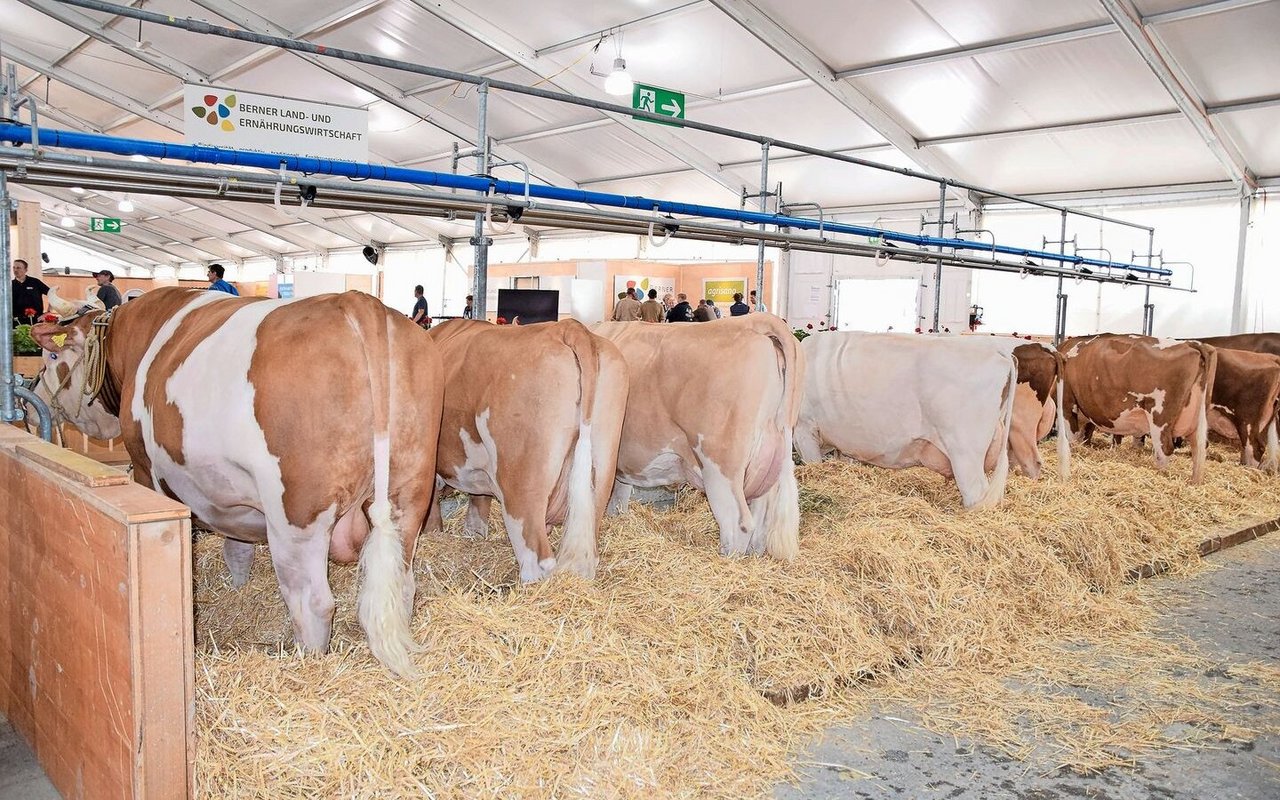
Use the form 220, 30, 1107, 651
12, 200, 41, 271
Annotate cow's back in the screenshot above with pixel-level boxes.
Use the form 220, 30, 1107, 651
1195, 333, 1280, 358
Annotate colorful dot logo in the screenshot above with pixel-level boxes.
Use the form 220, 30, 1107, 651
191, 93, 236, 131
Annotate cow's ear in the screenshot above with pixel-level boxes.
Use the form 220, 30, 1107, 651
30, 322, 84, 353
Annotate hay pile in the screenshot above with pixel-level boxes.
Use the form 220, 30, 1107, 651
193, 443, 1280, 798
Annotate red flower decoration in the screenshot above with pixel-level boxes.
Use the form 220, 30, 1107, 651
41, 313, 58, 323
23, 307, 35, 318
806, 323, 814, 330
914, 327, 922, 334
496, 316, 508, 325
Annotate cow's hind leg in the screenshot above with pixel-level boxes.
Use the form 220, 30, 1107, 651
222, 538, 256, 589
266, 522, 336, 655
1150, 419, 1172, 471
502, 502, 556, 583
700, 459, 753, 556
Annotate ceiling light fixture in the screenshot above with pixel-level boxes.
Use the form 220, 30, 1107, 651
603, 57, 633, 97
60, 214, 75, 228
70, 186, 85, 194
118, 195, 135, 213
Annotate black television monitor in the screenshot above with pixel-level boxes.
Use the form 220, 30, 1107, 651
497, 288, 560, 324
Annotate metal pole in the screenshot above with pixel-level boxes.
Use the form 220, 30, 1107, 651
756, 141, 770, 312
1230, 193, 1252, 334
1055, 209, 1068, 344
1, 171, 14, 424
52, 0, 1155, 233
471, 83, 490, 321
1144, 227, 1156, 335
932, 182, 946, 331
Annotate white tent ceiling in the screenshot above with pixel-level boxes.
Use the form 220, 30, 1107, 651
0, 0, 1276, 266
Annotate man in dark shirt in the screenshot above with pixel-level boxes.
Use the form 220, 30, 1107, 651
729, 292, 750, 317
411, 285, 430, 328
666, 292, 694, 323
11, 259, 49, 325
94, 269, 123, 311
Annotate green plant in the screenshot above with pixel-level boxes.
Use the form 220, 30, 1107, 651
792, 320, 833, 341
11, 324, 42, 356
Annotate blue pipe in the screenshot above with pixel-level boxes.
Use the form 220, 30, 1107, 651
0, 124, 1172, 277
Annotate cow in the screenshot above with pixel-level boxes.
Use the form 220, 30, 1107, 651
27, 287, 443, 678
795, 333, 1019, 509
590, 314, 803, 561
1197, 348, 1280, 470
1011, 342, 1071, 481
425, 319, 628, 582
1058, 334, 1216, 483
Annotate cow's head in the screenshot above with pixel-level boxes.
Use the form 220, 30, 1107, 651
27, 313, 122, 440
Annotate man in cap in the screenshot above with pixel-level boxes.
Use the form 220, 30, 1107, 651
94, 269, 123, 311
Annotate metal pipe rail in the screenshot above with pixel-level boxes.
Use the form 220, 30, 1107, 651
0, 124, 1174, 276
50, 0, 1155, 234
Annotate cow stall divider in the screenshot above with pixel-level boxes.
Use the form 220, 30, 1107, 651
0, 425, 193, 800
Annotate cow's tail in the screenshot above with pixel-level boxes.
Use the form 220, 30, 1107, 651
556, 321, 606, 579
1263, 415, 1280, 474
1053, 349, 1071, 481
342, 293, 419, 678
753, 317, 804, 561
1185, 342, 1218, 485
975, 356, 1018, 509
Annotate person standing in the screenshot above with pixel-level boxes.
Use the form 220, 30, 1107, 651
639, 288, 664, 323
708, 299, 722, 319
411, 284, 430, 328
729, 292, 750, 317
94, 269, 123, 311
207, 264, 240, 296
750, 289, 767, 313
11, 259, 49, 325
666, 293, 694, 323
693, 299, 715, 322
463, 295, 475, 319
612, 289, 642, 322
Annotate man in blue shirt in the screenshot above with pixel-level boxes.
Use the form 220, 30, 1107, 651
411, 285, 430, 328
207, 264, 240, 296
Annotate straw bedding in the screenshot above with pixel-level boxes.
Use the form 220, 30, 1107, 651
193, 443, 1280, 798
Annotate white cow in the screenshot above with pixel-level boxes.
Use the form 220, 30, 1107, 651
796, 332, 1019, 509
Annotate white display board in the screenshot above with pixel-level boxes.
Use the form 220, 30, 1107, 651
183, 84, 369, 161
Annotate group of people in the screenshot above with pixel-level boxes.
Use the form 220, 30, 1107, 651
10, 259, 241, 326
610, 287, 766, 323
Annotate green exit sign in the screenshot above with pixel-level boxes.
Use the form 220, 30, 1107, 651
632, 83, 685, 126
90, 217, 122, 233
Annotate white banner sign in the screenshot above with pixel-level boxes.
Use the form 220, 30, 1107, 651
183, 84, 369, 162
613, 274, 676, 300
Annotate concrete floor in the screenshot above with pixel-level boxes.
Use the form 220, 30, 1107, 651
2, 531, 1275, 800
777, 536, 1280, 800
0, 720, 59, 800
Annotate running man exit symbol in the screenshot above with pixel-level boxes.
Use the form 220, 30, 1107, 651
632, 84, 685, 126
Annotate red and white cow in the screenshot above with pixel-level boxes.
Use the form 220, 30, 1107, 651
30, 288, 443, 677
1059, 334, 1217, 483
591, 314, 803, 560
426, 319, 628, 581
796, 333, 1019, 509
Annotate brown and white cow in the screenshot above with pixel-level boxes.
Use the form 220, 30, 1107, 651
425, 318, 628, 582
1058, 334, 1217, 483
796, 333, 1019, 509
1197, 348, 1280, 470
29, 288, 442, 677
1011, 341, 1071, 481
591, 314, 803, 561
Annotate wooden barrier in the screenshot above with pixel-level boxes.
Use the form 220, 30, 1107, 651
0, 426, 192, 799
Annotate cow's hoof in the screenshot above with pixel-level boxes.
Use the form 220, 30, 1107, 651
520, 557, 557, 583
